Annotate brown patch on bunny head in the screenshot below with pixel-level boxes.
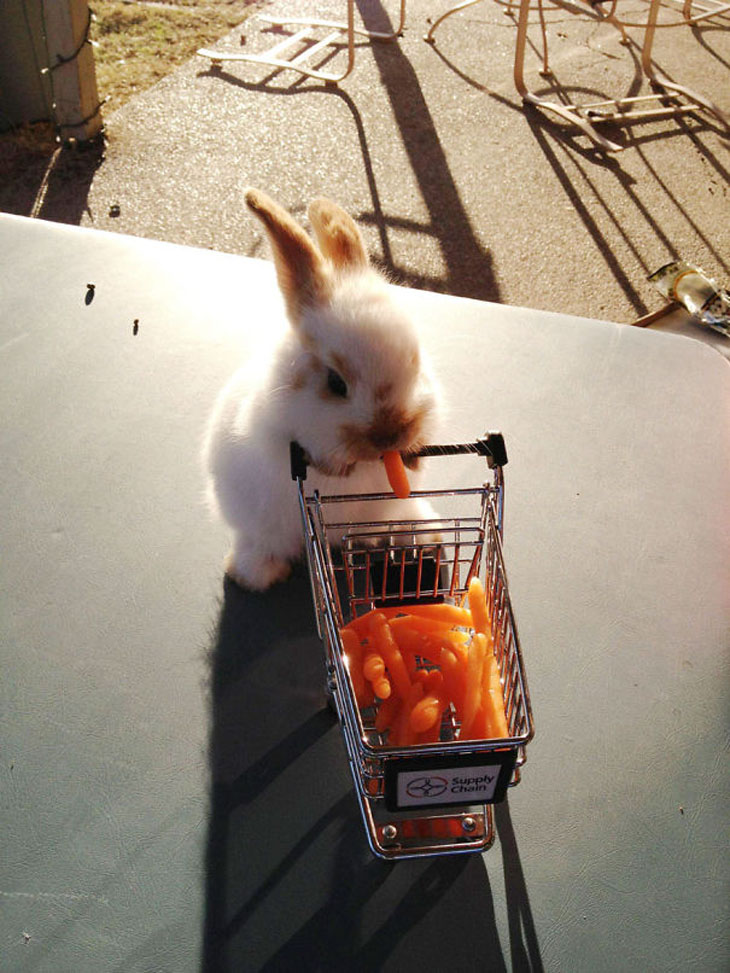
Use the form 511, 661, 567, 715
307, 198, 368, 272
245, 188, 332, 324
341, 404, 424, 458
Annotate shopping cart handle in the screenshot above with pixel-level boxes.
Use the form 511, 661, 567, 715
290, 433, 507, 481
415, 433, 508, 469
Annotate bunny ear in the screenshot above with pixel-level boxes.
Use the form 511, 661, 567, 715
245, 188, 331, 323
307, 198, 369, 272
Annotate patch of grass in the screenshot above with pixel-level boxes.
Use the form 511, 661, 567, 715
91, 0, 262, 111
0, 1, 262, 216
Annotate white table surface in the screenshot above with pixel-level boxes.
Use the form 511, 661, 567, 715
1, 214, 728, 972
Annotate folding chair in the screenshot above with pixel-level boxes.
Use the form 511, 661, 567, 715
198, 2, 407, 85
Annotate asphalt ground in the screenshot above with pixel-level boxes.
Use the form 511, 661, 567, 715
25, 0, 730, 323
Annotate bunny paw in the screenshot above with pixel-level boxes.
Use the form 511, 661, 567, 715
224, 548, 292, 591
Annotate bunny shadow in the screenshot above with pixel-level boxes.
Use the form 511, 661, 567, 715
201, 561, 539, 972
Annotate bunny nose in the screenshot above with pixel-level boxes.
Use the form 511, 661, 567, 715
369, 428, 400, 451
367, 406, 413, 452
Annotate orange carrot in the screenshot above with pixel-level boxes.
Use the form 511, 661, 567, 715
460, 633, 488, 737
484, 688, 510, 739
410, 696, 441, 733
482, 651, 501, 697
389, 613, 460, 636
462, 702, 487, 741
343, 606, 407, 637
382, 450, 411, 499
341, 627, 373, 708
369, 612, 412, 700
392, 626, 462, 668
375, 692, 401, 733
390, 626, 435, 662
392, 682, 424, 745
416, 719, 443, 744
402, 603, 473, 628
463, 678, 509, 741
409, 680, 449, 734
446, 636, 468, 667
439, 646, 466, 719
362, 652, 392, 699
415, 668, 444, 693
467, 576, 492, 639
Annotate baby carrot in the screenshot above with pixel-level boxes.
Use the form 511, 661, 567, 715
462, 683, 509, 741
416, 714, 444, 743
375, 692, 401, 733
467, 576, 492, 639
484, 688, 510, 739
439, 646, 466, 719
343, 606, 406, 637
482, 650, 501, 697
460, 633, 488, 737
402, 603, 473, 628
392, 682, 424, 746
409, 695, 442, 733
445, 635, 468, 667
382, 450, 411, 499
362, 652, 392, 699
389, 614, 460, 636
369, 612, 412, 700
410, 675, 449, 735
415, 667, 444, 693
392, 626, 457, 668
341, 627, 373, 708
462, 702, 487, 741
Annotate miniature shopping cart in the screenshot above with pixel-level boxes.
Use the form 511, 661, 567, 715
291, 434, 534, 860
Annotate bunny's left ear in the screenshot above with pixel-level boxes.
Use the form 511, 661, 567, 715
307, 198, 369, 272
245, 188, 331, 325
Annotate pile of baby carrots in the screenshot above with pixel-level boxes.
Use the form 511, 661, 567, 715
339, 577, 509, 746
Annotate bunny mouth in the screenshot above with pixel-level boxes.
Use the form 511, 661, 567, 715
304, 444, 423, 479
302, 448, 357, 478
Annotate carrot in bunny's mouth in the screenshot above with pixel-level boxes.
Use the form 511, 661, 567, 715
382, 450, 411, 498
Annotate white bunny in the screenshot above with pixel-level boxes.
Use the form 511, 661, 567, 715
203, 189, 442, 590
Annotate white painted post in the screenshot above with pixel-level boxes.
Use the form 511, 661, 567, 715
41, 0, 103, 141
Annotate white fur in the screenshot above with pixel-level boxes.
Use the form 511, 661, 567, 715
203, 190, 442, 590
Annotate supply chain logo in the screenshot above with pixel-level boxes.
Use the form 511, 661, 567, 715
405, 776, 448, 799
396, 764, 502, 807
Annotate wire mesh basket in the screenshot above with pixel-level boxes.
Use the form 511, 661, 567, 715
291, 434, 534, 860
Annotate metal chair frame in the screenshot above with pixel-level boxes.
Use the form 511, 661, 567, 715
427, 0, 730, 151
198, 2, 406, 85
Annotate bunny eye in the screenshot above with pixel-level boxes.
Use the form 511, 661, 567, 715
326, 368, 348, 399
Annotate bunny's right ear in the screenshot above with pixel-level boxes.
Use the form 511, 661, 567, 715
245, 188, 331, 324
307, 198, 369, 272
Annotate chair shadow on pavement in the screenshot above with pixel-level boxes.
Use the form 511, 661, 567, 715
197, 8, 499, 304
202, 563, 543, 972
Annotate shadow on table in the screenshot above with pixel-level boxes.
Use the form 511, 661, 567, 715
201, 563, 541, 972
